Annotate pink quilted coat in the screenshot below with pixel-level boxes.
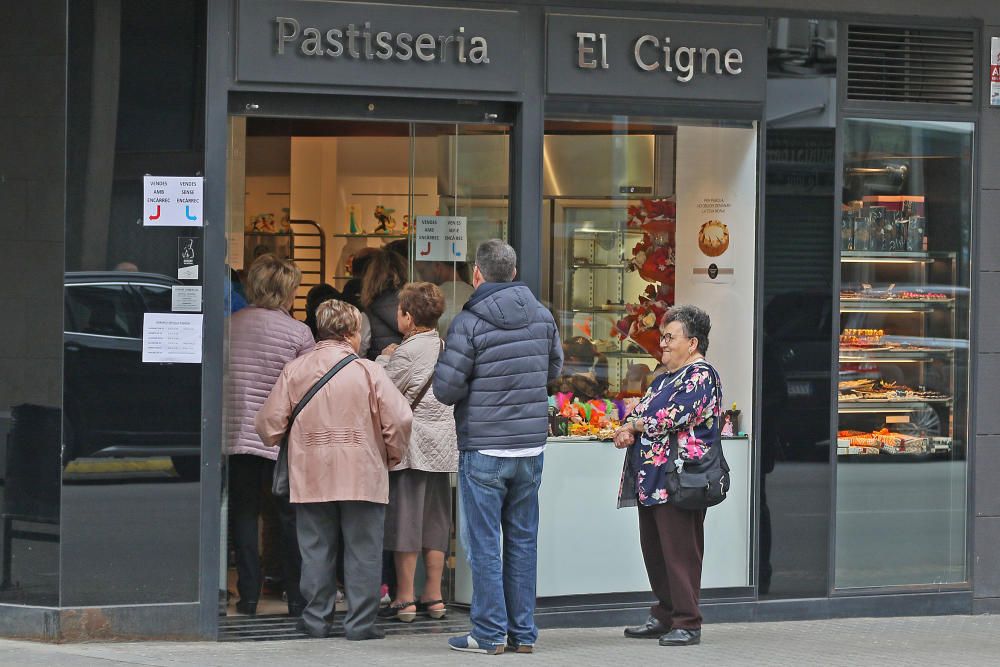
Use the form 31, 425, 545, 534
225, 305, 315, 460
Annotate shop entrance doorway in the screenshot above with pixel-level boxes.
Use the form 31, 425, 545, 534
219, 113, 510, 639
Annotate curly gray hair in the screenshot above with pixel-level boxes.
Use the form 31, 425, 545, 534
661, 304, 711, 355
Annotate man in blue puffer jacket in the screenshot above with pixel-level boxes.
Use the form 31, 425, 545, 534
434, 239, 563, 655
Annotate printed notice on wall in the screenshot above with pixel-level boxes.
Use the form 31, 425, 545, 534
414, 216, 467, 262
143, 176, 204, 227
171, 286, 203, 312
991, 37, 1000, 107
142, 313, 203, 363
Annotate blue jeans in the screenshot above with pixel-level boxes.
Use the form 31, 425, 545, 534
458, 450, 544, 647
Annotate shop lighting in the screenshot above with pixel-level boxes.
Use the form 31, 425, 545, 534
838, 407, 917, 414
841, 257, 933, 264
840, 307, 922, 314
839, 357, 924, 363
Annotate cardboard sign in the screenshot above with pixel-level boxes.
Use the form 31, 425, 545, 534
143, 176, 204, 227
415, 216, 467, 262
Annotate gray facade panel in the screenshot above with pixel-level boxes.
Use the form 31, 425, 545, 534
974, 516, 1000, 597
978, 112, 1000, 191
975, 272, 1000, 352
975, 354, 1000, 434
976, 190, 1000, 272
974, 437, 1000, 516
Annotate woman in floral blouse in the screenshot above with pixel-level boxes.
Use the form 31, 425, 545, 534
612, 304, 723, 647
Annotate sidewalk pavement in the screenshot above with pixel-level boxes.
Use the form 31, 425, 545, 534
1, 615, 999, 666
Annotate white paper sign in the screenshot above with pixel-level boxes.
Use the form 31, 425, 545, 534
171, 286, 203, 312
991, 37, 1000, 107
228, 231, 245, 270
143, 176, 204, 227
142, 313, 203, 363
415, 216, 467, 261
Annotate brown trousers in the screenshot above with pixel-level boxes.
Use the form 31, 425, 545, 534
637, 501, 707, 630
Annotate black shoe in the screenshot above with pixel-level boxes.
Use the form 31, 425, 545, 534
296, 618, 331, 639
624, 616, 670, 639
287, 604, 304, 617
346, 626, 386, 641
235, 601, 257, 616
658, 628, 701, 646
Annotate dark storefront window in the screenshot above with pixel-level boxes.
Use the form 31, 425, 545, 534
0, 2, 66, 606
835, 118, 972, 588
760, 17, 837, 598
62, 0, 205, 606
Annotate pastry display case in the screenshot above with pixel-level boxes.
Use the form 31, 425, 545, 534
835, 120, 971, 462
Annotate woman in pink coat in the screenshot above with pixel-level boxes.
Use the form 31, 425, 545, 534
257, 299, 412, 640
225, 254, 314, 616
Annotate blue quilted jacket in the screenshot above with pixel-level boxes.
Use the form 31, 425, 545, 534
433, 282, 563, 452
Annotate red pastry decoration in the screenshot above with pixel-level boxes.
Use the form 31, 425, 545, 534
616, 198, 677, 358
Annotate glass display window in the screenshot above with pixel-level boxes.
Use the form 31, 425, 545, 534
542, 117, 758, 439
835, 119, 973, 589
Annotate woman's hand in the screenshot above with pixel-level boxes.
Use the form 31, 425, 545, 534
381, 343, 399, 356
612, 425, 635, 449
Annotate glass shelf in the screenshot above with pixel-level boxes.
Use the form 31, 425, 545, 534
838, 398, 953, 413
331, 233, 409, 239
841, 251, 933, 264
571, 263, 627, 270
839, 348, 955, 362
840, 298, 954, 312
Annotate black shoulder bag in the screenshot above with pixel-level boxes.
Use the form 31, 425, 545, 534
664, 431, 731, 510
662, 366, 731, 511
272, 353, 358, 498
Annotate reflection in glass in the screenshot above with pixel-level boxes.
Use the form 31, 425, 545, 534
60, 0, 204, 606
835, 119, 972, 588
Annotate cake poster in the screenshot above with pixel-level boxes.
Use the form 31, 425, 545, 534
674, 124, 757, 437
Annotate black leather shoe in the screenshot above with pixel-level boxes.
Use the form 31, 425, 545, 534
235, 601, 257, 616
346, 626, 386, 641
624, 616, 670, 638
296, 618, 331, 639
287, 604, 304, 618
658, 628, 701, 646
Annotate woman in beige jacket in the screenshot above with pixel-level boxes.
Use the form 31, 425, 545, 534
256, 299, 411, 641
376, 282, 459, 622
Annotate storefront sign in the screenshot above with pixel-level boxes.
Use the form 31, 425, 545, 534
547, 14, 765, 102
143, 176, 203, 227
414, 216, 467, 262
991, 36, 1000, 107
236, 0, 522, 92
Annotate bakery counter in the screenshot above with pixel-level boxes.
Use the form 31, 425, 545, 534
454, 436, 753, 604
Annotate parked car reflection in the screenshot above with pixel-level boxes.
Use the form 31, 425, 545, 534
63, 272, 200, 480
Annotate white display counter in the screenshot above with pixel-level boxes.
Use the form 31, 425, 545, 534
455, 436, 752, 603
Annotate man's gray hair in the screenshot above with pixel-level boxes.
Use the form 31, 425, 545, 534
475, 239, 517, 282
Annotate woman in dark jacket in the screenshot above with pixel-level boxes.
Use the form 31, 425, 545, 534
361, 249, 407, 360
613, 304, 723, 647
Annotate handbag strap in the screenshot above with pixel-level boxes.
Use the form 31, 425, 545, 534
287, 353, 358, 434
408, 339, 444, 411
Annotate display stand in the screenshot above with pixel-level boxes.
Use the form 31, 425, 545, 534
453, 436, 752, 604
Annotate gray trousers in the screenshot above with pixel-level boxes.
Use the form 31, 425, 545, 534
295, 500, 385, 636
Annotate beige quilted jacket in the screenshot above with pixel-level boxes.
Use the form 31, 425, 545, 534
377, 330, 458, 473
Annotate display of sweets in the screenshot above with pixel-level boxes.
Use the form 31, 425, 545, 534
839, 328, 884, 348
841, 196, 926, 253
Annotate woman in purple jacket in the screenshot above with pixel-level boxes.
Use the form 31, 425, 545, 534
225, 254, 315, 616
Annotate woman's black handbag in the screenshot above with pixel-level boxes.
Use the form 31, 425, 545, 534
272, 354, 358, 498
664, 431, 731, 511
